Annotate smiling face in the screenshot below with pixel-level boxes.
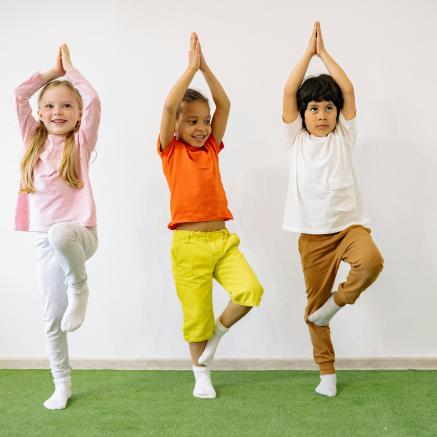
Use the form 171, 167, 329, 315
175, 100, 212, 147
38, 84, 82, 136
304, 100, 338, 137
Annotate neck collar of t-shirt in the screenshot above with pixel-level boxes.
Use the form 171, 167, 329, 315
179, 140, 207, 152
308, 133, 329, 143
47, 134, 65, 149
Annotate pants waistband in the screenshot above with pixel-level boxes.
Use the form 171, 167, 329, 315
173, 228, 230, 241
299, 225, 369, 241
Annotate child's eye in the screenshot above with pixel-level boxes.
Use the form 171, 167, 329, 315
64, 104, 72, 108
310, 107, 317, 113
45, 104, 53, 108
326, 106, 334, 111
204, 120, 211, 125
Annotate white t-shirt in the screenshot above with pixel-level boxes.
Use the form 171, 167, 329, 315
283, 112, 369, 234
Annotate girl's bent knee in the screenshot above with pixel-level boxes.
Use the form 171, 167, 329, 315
48, 223, 76, 250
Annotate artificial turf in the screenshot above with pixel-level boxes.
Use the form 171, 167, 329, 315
0, 370, 436, 437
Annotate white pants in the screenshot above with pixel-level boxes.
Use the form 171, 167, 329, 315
35, 222, 98, 383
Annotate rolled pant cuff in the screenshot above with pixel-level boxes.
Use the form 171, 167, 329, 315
333, 292, 347, 307
184, 331, 215, 343
232, 296, 262, 307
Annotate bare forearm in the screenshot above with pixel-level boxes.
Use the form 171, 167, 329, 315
40, 68, 63, 83
201, 65, 230, 112
284, 51, 313, 97
164, 67, 197, 113
283, 51, 313, 122
200, 62, 229, 144
319, 50, 354, 94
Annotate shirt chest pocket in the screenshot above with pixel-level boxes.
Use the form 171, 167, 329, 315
328, 174, 356, 212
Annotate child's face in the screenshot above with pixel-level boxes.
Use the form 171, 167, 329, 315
38, 85, 82, 136
304, 100, 337, 137
175, 101, 212, 148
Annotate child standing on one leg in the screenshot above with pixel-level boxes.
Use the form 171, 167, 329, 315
158, 33, 263, 399
282, 23, 383, 397
14, 44, 100, 409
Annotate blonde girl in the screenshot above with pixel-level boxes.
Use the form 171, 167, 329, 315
14, 44, 100, 409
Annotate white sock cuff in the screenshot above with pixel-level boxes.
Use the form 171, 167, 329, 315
193, 365, 210, 373
54, 376, 71, 386
320, 373, 337, 382
216, 318, 229, 335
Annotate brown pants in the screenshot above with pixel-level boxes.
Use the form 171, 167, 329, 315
298, 225, 384, 375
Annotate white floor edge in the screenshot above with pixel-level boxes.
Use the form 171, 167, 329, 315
1, 357, 436, 370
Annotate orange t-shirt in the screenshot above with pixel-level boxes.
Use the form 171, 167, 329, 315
158, 134, 233, 230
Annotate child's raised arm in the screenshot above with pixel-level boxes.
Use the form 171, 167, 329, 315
316, 22, 356, 120
61, 44, 101, 152
198, 34, 230, 146
283, 23, 317, 124
159, 34, 200, 151
15, 48, 65, 145
40, 47, 65, 82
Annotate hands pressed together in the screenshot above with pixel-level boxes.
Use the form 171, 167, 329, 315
44, 43, 74, 82
306, 21, 327, 58
188, 32, 208, 73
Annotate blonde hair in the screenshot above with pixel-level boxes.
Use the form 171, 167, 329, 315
20, 80, 84, 193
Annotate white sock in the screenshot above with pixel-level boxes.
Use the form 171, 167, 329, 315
44, 381, 72, 410
192, 365, 216, 399
61, 285, 89, 332
198, 319, 228, 366
315, 373, 337, 397
308, 294, 342, 326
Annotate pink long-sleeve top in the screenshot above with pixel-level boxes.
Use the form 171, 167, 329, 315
14, 69, 101, 232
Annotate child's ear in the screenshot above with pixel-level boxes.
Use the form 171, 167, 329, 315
74, 112, 82, 129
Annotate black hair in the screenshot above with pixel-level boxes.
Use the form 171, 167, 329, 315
296, 74, 343, 130
176, 89, 209, 118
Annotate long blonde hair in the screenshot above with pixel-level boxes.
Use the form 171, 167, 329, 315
20, 80, 84, 193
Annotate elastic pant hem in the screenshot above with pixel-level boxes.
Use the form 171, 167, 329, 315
319, 363, 336, 375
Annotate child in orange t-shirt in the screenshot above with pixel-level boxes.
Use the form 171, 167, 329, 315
158, 33, 263, 399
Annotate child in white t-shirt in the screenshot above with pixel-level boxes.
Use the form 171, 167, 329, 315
283, 22, 384, 397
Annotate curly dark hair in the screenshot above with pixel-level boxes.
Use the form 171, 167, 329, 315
176, 89, 209, 118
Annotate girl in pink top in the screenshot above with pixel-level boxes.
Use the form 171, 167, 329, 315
14, 44, 100, 410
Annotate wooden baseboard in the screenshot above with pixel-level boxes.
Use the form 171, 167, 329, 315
1, 357, 436, 370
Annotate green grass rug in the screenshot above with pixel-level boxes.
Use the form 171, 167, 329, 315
1, 370, 435, 437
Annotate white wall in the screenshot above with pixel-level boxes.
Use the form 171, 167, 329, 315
1, 0, 436, 361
